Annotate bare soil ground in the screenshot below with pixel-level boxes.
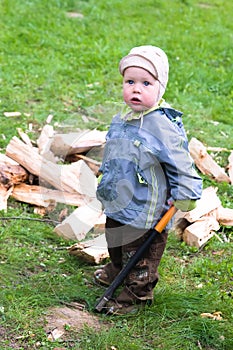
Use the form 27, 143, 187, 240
0, 305, 109, 349
45, 304, 108, 341
0, 325, 23, 349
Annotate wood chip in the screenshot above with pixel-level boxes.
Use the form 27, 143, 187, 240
3, 111, 21, 117
228, 151, 233, 184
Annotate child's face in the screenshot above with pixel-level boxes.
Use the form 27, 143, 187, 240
123, 67, 160, 112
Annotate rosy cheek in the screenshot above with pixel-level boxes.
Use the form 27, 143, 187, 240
123, 89, 129, 101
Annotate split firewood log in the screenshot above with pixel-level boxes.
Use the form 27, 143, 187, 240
0, 154, 29, 210
216, 206, 233, 226
33, 201, 56, 216
183, 215, 220, 248
0, 156, 28, 188
0, 185, 13, 211
68, 233, 108, 264
65, 154, 101, 176
17, 128, 33, 147
54, 199, 103, 241
49, 129, 107, 157
37, 124, 55, 159
189, 137, 230, 183
0, 154, 19, 166
12, 183, 90, 208
92, 213, 106, 234
6, 136, 97, 197
174, 186, 233, 247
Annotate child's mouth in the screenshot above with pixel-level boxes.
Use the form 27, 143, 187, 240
131, 97, 141, 104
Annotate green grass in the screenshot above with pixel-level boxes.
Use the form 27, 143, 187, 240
0, 0, 233, 349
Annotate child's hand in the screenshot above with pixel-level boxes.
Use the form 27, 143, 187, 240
97, 173, 103, 183
174, 199, 196, 212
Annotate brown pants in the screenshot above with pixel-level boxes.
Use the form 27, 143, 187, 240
105, 217, 168, 303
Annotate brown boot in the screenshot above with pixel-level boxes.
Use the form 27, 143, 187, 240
94, 262, 121, 286
104, 297, 150, 315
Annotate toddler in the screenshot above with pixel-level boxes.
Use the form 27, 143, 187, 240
94, 45, 202, 315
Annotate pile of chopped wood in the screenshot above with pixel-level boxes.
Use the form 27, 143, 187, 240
174, 186, 233, 248
1, 125, 107, 241
1, 125, 232, 261
175, 138, 233, 248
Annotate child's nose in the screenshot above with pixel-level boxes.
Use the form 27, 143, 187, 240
133, 83, 141, 92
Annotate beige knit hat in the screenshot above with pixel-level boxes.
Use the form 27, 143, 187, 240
119, 45, 169, 100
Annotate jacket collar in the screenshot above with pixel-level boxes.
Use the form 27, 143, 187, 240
120, 99, 170, 121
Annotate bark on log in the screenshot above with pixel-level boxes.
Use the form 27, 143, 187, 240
189, 137, 230, 183
6, 137, 97, 197
0, 163, 28, 188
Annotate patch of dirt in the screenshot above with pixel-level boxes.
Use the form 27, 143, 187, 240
45, 303, 109, 341
0, 325, 22, 349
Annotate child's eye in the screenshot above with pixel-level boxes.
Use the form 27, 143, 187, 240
128, 80, 134, 85
143, 81, 150, 86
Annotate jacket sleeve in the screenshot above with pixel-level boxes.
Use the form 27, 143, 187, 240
156, 115, 202, 201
